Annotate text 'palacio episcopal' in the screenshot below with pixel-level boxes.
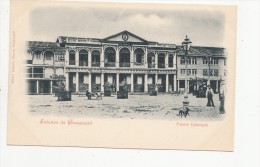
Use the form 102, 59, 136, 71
26, 30, 227, 95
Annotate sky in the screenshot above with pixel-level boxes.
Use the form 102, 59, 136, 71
29, 3, 226, 47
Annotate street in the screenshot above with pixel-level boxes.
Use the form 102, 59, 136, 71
28, 93, 224, 120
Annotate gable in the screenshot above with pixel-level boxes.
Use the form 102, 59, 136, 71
103, 30, 148, 43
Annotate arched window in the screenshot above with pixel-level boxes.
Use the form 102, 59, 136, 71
147, 53, 155, 68
105, 47, 116, 67
69, 50, 75, 65
79, 49, 88, 66
168, 54, 174, 67
91, 50, 100, 67
134, 48, 144, 65
44, 51, 54, 65
119, 48, 130, 67
158, 53, 165, 68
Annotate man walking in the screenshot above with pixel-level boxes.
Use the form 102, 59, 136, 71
206, 85, 215, 107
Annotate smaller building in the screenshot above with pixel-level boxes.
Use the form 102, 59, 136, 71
177, 46, 227, 94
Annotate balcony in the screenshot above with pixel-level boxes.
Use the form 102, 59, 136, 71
91, 62, 100, 67
158, 63, 165, 68
119, 63, 130, 67
148, 63, 155, 68
105, 62, 116, 67
79, 61, 88, 66
69, 60, 76, 65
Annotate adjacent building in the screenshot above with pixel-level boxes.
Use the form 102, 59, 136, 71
25, 30, 226, 95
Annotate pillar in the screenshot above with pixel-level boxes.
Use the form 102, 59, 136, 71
76, 72, 79, 93
155, 53, 158, 68
65, 48, 69, 66
187, 80, 190, 93
177, 80, 180, 91
216, 80, 219, 92
173, 53, 177, 69
65, 72, 69, 90
166, 74, 169, 93
75, 49, 79, 66
116, 73, 119, 91
174, 75, 177, 91
36, 80, 39, 94
144, 47, 148, 68
165, 52, 169, 69
101, 47, 104, 67
101, 72, 104, 92
88, 50, 92, 67
50, 80, 53, 94
144, 73, 148, 92
116, 47, 119, 67
130, 47, 134, 68
89, 73, 92, 92
131, 73, 134, 93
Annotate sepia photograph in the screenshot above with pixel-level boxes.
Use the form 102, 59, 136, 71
7, 1, 236, 151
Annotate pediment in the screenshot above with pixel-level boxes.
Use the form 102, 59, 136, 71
103, 30, 148, 43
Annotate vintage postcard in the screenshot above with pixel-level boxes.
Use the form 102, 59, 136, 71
8, 0, 237, 151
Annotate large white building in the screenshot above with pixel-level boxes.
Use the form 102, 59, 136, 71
25, 30, 226, 95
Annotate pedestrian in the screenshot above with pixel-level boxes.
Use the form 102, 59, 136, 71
219, 82, 225, 114
86, 89, 91, 100
206, 85, 215, 107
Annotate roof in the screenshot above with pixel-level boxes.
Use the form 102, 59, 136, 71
177, 46, 226, 57
27, 41, 60, 48
102, 30, 148, 43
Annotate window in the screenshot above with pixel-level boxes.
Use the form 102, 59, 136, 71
186, 57, 191, 64
192, 58, 197, 64
187, 69, 191, 75
180, 57, 185, 64
192, 69, 197, 75
214, 69, 219, 76
203, 58, 208, 64
168, 55, 173, 67
203, 69, 208, 76
224, 59, 226, 66
69, 50, 76, 65
213, 58, 218, 64
181, 69, 186, 75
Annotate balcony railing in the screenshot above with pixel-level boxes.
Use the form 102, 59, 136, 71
158, 63, 165, 68
91, 62, 100, 67
69, 60, 76, 65
104, 62, 116, 67
79, 61, 88, 66
119, 63, 130, 67
134, 62, 144, 66
148, 63, 155, 68
26, 73, 44, 78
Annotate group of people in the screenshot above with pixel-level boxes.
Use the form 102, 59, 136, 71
206, 84, 225, 114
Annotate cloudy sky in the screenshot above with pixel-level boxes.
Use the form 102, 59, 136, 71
29, 3, 226, 47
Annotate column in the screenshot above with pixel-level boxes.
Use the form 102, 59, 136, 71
50, 80, 53, 94
166, 74, 169, 93
177, 80, 180, 91
131, 73, 134, 93
155, 73, 158, 84
165, 53, 169, 69
116, 47, 119, 68
65, 48, 69, 66
144, 47, 148, 68
187, 80, 190, 93
101, 47, 104, 67
75, 49, 79, 66
88, 73, 92, 92
101, 72, 104, 92
36, 80, 39, 94
76, 72, 79, 93
88, 50, 92, 67
65, 72, 69, 90
173, 53, 177, 69
216, 80, 219, 92
144, 73, 148, 92
116, 73, 119, 91
130, 47, 134, 68
174, 75, 177, 91
155, 52, 158, 68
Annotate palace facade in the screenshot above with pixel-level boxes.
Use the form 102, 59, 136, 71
26, 30, 226, 95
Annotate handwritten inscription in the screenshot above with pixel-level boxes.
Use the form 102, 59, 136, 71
176, 122, 208, 127
40, 119, 92, 126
